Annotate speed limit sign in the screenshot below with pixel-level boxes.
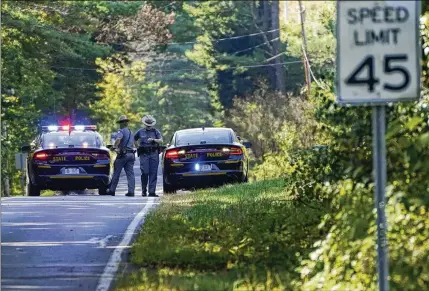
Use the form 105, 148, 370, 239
336, 1, 421, 105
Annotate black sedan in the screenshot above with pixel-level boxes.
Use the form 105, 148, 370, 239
21, 125, 112, 196
162, 127, 251, 193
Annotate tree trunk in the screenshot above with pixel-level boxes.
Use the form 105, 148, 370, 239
3, 169, 11, 197
2, 122, 10, 197
298, 0, 311, 95
271, 0, 286, 93
262, 0, 271, 31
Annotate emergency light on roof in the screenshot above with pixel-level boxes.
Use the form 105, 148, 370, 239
41, 125, 97, 132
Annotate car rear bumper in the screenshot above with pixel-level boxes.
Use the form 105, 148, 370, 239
164, 170, 245, 188
34, 174, 109, 190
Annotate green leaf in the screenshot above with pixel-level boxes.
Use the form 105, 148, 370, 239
405, 117, 423, 131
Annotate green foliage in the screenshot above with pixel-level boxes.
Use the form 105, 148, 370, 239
92, 48, 216, 142
291, 10, 429, 290
296, 180, 429, 291
244, 7, 429, 291
1, 0, 114, 195
280, 1, 336, 76
183, 1, 296, 115
227, 82, 322, 162
1, 1, 172, 195
116, 179, 327, 291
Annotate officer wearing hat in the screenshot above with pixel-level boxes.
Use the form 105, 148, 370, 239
134, 115, 163, 197
107, 115, 135, 197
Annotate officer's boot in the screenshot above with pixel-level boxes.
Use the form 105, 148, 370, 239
141, 174, 148, 196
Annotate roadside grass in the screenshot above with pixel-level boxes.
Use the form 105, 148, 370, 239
115, 179, 327, 291
41, 190, 57, 196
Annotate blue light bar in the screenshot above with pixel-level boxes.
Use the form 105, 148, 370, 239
42, 125, 97, 132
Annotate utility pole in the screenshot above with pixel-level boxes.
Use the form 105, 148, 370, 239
271, 0, 286, 93
298, 0, 311, 95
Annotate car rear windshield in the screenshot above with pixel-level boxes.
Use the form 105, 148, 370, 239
42, 132, 99, 148
175, 130, 231, 146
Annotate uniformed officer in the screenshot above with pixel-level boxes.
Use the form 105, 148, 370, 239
134, 115, 163, 197
107, 115, 135, 197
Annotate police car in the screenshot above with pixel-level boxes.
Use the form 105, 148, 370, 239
21, 125, 112, 196
162, 127, 251, 193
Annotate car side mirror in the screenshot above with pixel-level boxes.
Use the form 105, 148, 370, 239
243, 142, 252, 149
21, 145, 31, 152
106, 144, 113, 150
237, 136, 242, 141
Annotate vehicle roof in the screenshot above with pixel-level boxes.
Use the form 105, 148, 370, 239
175, 127, 232, 134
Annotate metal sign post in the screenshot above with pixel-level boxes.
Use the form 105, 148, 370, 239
336, 1, 421, 291
372, 105, 389, 291
15, 153, 27, 191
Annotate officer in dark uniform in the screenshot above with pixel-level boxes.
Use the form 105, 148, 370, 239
134, 115, 163, 197
107, 115, 135, 197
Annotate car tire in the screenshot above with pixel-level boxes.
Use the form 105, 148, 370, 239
243, 172, 249, 183
163, 180, 177, 194
98, 185, 108, 195
27, 181, 41, 196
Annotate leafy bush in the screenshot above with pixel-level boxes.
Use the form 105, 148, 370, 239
290, 11, 429, 290
295, 180, 429, 291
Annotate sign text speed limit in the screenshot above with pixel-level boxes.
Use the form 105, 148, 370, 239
336, 1, 421, 105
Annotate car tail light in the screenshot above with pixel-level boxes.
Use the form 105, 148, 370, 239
229, 147, 243, 155
165, 149, 179, 159
34, 152, 49, 160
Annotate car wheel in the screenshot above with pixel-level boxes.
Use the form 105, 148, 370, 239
243, 172, 249, 183
98, 185, 108, 195
27, 181, 41, 196
163, 179, 177, 194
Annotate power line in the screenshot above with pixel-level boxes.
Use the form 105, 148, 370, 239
50, 60, 302, 73
164, 28, 280, 46
101, 29, 281, 47
31, 21, 281, 54
232, 37, 279, 55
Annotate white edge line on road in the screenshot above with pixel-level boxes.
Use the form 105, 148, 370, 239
95, 198, 155, 291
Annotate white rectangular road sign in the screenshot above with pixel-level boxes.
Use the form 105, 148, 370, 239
337, 1, 421, 105
15, 153, 27, 170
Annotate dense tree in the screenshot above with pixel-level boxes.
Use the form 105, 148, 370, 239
0, 1, 173, 196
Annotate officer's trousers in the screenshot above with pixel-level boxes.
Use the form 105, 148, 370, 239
109, 153, 135, 193
140, 152, 159, 195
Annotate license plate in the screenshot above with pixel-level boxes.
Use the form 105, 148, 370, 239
65, 168, 79, 174
201, 164, 211, 171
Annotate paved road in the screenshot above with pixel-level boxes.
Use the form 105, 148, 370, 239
1, 157, 163, 291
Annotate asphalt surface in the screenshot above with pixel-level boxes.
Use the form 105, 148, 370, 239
1, 156, 163, 291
